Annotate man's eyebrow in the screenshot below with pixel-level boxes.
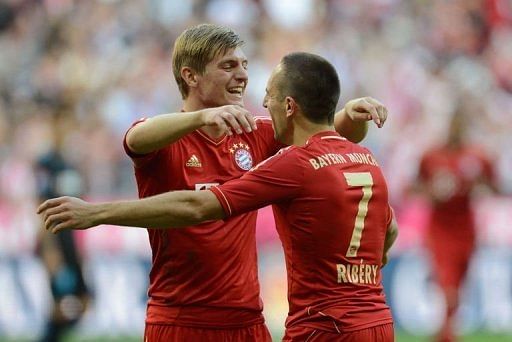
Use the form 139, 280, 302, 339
219, 57, 248, 65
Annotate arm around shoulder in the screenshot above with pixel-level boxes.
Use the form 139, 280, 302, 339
38, 191, 226, 234
125, 111, 205, 154
334, 97, 388, 143
334, 107, 368, 143
100, 190, 226, 228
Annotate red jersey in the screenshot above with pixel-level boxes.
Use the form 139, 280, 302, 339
419, 145, 495, 235
123, 117, 282, 328
211, 131, 393, 333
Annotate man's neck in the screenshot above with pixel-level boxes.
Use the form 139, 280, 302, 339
182, 99, 226, 139
290, 119, 335, 146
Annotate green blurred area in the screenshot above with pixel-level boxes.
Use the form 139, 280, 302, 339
270, 331, 512, 342
395, 331, 512, 342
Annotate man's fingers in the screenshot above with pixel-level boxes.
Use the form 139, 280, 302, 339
355, 100, 381, 127
45, 212, 70, 231
241, 111, 256, 132
239, 108, 257, 131
248, 112, 257, 131
42, 206, 68, 228
232, 110, 253, 133
363, 97, 387, 127
377, 107, 387, 126
37, 197, 66, 214
205, 106, 256, 134
214, 119, 231, 136
366, 103, 381, 127
51, 220, 72, 234
225, 107, 256, 134
221, 112, 243, 134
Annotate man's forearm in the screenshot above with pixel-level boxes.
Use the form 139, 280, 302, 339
334, 108, 369, 143
126, 111, 204, 154
95, 191, 225, 229
384, 218, 399, 255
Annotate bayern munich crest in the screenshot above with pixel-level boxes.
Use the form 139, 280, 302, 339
229, 142, 253, 170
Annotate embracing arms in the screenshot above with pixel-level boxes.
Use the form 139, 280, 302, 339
125, 105, 257, 154
125, 97, 388, 154
335, 97, 387, 143
37, 191, 224, 234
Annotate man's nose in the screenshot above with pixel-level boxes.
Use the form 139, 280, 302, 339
235, 65, 248, 81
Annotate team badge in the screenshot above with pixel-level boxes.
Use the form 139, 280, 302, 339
229, 142, 253, 170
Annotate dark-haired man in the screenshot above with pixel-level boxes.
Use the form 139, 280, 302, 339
40, 52, 397, 341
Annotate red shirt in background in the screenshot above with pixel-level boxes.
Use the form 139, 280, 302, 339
419, 145, 495, 239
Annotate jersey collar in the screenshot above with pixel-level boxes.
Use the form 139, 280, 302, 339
195, 128, 228, 146
305, 131, 346, 145
179, 109, 228, 146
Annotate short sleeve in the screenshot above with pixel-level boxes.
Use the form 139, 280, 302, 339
210, 149, 303, 217
123, 118, 161, 168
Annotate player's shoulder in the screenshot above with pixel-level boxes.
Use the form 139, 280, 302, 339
254, 116, 273, 129
465, 145, 490, 158
421, 145, 443, 160
339, 138, 375, 157
249, 145, 299, 171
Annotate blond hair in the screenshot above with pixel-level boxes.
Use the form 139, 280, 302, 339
172, 24, 244, 99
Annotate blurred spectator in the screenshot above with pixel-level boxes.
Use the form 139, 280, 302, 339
413, 103, 500, 342
34, 110, 89, 342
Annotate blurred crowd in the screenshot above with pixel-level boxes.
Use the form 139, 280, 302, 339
0, 0, 511, 254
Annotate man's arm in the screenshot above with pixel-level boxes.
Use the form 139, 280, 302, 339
126, 105, 257, 154
334, 97, 388, 143
382, 216, 399, 266
37, 191, 225, 234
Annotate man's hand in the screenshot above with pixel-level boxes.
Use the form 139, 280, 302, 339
200, 105, 257, 135
382, 215, 399, 267
344, 97, 388, 128
37, 196, 98, 234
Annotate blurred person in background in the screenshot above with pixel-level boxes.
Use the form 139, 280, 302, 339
414, 103, 500, 342
118, 23, 388, 342
39, 51, 399, 342
34, 108, 89, 342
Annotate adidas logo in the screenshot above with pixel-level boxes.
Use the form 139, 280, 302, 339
186, 154, 202, 167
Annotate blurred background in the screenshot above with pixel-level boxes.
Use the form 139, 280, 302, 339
1, 0, 512, 341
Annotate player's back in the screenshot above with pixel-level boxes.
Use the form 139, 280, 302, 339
273, 132, 393, 332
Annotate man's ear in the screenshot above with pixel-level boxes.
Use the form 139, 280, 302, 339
285, 96, 298, 118
181, 67, 198, 89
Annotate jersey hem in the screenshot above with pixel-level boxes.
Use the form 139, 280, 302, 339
293, 317, 394, 334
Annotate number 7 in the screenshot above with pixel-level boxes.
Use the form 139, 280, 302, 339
343, 172, 374, 257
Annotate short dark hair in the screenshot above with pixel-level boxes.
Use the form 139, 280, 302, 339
277, 52, 340, 124
172, 24, 244, 99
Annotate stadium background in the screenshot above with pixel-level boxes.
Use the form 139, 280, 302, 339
1, 0, 512, 341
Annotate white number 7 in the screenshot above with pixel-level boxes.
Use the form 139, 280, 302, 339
343, 172, 374, 257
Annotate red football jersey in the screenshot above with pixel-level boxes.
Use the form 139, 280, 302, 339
211, 131, 393, 333
123, 116, 282, 328
419, 145, 495, 234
